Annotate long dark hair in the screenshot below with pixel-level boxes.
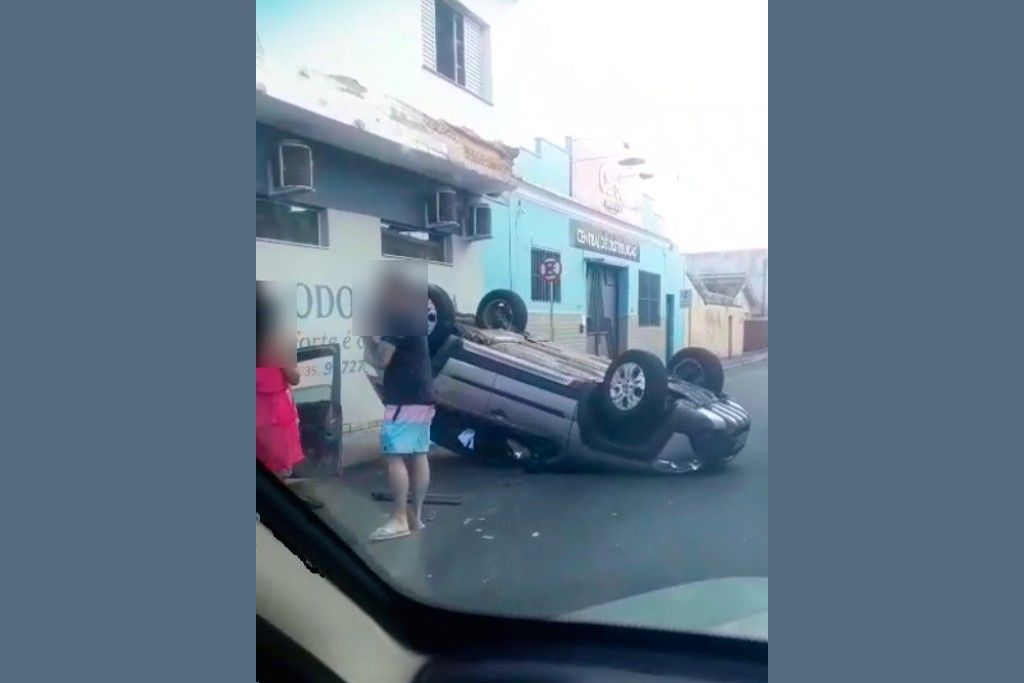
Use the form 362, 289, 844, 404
256, 282, 273, 361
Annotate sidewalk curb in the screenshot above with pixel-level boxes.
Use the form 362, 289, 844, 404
341, 427, 384, 470
722, 350, 768, 370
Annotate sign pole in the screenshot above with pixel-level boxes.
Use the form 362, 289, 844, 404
549, 279, 555, 341
539, 255, 561, 343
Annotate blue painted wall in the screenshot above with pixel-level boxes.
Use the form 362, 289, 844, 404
515, 139, 571, 196
483, 197, 587, 315
480, 134, 686, 355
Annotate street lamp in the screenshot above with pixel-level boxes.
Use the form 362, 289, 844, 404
569, 137, 647, 166
574, 153, 647, 165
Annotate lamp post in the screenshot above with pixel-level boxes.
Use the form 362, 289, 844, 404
568, 137, 647, 166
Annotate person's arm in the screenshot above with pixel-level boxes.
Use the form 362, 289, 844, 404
364, 336, 395, 370
282, 365, 300, 386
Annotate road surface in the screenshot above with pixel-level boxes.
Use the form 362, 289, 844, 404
298, 360, 768, 618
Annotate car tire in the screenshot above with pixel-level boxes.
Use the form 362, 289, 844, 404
668, 347, 725, 394
597, 349, 669, 424
475, 289, 528, 332
427, 284, 457, 356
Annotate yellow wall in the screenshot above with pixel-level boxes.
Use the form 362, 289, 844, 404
686, 295, 747, 359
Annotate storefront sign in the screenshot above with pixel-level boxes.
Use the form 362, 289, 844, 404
570, 221, 640, 262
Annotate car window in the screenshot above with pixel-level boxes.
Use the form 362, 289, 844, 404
256, 0, 767, 642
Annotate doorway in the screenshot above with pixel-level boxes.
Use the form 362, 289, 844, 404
665, 293, 675, 363
586, 262, 621, 358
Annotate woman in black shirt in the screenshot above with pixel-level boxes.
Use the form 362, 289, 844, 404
369, 277, 436, 542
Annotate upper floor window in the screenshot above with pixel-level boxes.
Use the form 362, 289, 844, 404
256, 197, 326, 247
422, 0, 492, 101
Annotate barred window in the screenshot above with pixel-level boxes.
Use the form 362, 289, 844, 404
531, 248, 562, 302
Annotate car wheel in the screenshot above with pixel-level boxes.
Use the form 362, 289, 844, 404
427, 284, 456, 356
668, 347, 725, 394
475, 289, 528, 332
598, 349, 669, 424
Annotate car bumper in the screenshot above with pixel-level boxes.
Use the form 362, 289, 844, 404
689, 399, 751, 459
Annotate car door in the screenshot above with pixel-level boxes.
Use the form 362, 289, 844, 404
472, 344, 576, 447
293, 343, 343, 476
432, 339, 500, 419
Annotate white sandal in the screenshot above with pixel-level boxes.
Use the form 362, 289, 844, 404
370, 519, 411, 542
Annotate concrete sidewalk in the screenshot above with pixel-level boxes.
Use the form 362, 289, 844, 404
337, 349, 768, 471
721, 349, 768, 369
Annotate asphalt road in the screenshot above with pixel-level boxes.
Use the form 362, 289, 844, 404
300, 359, 768, 619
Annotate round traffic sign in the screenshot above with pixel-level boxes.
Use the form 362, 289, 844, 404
539, 257, 562, 282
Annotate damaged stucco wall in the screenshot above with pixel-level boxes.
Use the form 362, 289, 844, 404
258, 53, 516, 186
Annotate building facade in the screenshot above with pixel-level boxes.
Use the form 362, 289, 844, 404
685, 248, 768, 319
683, 272, 758, 359
481, 139, 685, 361
684, 248, 767, 354
256, 0, 519, 430
255, 0, 686, 429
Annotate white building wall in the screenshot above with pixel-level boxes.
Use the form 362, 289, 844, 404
257, 0, 514, 142
256, 208, 484, 429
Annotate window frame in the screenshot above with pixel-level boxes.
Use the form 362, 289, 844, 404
380, 221, 453, 266
423, 0, 493, 104
530, 248, 562, 303
638, 270, 661, 327
256, 196, 328, 248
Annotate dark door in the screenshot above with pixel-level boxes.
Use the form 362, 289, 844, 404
586, 263, 620, 358
665, 294, 675, 363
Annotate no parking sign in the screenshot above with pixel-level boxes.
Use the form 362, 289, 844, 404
539, 256, 562, 282
539, 256, 561, 340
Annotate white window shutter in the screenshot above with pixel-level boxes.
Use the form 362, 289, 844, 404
421, 0, 436, 69
464, 16, 484, 96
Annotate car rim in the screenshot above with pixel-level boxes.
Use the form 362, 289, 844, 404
673, 358, 704, 384
426, 298, 437, 335
609, 361, 646, 410
483, 300, 514, 329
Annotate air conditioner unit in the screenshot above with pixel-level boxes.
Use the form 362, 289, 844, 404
425, 187, 459, 232
463, 202, 493, 241
271, 140, 314, 195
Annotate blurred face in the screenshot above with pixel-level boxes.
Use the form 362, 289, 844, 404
382, 277, 414, 314
257, 281, 297, 366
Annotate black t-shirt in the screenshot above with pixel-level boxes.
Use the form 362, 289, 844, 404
381, 335, 435, 406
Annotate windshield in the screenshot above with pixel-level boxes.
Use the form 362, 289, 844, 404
256, 0, 767, 641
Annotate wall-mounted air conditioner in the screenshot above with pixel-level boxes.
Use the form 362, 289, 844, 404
425, 187, 460, 233
463, 202, 493, 241
269, 140, 314, 195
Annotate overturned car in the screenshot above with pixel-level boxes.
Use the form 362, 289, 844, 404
367, 286, 751, 474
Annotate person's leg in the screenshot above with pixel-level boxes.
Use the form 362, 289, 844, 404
370, 456, 412, 541
406, 453, 430, 530
387, 457, 410, 525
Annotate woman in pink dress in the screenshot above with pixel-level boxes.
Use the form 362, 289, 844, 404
255, 364, 304, 476
256, 282, 304, 477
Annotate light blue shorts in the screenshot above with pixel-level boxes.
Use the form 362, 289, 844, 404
380, 405, 435, 456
